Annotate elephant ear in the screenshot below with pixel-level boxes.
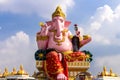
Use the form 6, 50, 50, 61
64, 21, 71, 28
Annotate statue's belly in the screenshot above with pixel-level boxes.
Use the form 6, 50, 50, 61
48, 38, 73, 52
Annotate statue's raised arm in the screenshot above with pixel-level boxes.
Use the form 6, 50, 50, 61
36, 22, 49, 49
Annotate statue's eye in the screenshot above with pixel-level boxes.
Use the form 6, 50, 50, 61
60, 19, 63, 23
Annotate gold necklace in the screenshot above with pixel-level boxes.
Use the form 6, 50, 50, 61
49, 29, 68, 46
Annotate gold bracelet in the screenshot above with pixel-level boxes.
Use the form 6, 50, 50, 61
36, 35, 49, 41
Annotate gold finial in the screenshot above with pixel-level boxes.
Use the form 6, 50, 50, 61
11, 67, 17, 75
39, 22, 44, 27
0, 69, 2, 78
102, 66, 109, 76
103, 66, 106, 72
2, 67, 9, 77
109, 68, 118, 77
17, 65, 28, 75
20, 65, 23, 71
52, 6, 65, 19
110, 68, 112, 75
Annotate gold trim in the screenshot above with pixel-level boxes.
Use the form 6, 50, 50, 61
36, 35, 49, 41
63, 50, 73, 55
38, 53, 44, 58
65, 54, 86, 61
39, 22, 44, 27
69, 35, 73, 39
49, 29, 57, 32
83, 35, 91, 40
49, 29, 68, 46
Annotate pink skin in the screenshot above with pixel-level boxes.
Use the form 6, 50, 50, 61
37, 24, 49, 49
36, 16, 91, 80
46, 17, 73, 52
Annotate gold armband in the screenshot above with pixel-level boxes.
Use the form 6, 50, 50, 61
83, 35, 91, 40
68, 35, 73, 39
36, 35, 49, 41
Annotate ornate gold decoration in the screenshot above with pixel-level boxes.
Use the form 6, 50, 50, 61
0, 70, 2, 78
17, 65, 28, 75
11, 67, 17, 75
98, 66, 118, 77
103, 66, 109, 76
36, 35, 49, 41
68, 35, 73, 39
38, 53, 43, 58
63, 50, 73, 55
109, 68, 117, 77
2, 67, 9, 77
83, 35, 91, 40
52, 6, 65, 19
49, 29, 68, 46
39, 22, 44, 27
65, 54, 86, 61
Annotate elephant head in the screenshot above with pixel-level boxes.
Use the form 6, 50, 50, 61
46, 6, 71, 40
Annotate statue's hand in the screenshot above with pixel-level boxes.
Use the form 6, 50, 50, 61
38, 22, 49, 36
80, 35, 91, 48
57, 73, 67, 80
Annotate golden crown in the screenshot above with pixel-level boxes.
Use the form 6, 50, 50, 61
52, 6, 66, 19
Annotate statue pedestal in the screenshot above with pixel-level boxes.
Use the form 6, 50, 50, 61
34, 60, 91, 80
67, 61, 90, 80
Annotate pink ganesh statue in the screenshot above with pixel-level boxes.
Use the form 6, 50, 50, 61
35, 6, 92, 80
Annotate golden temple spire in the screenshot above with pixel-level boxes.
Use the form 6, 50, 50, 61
110, 68, 113, 75
98, 67, 118, 77
52, 6, 65, 19
2, 67, 9, 77
103, 66, 109, 76
109, 68, 117, 77
11, 67, 17, 75
99, 66, 109, 76
0, 69, 2, 78
17, 65, 28, 75
103, 66, 106, 72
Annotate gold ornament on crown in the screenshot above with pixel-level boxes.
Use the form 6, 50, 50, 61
52, 6, 66, 19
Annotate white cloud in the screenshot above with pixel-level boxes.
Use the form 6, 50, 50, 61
0, 0, 75, 19
92, 34, 111, 45
90, 21, 101, 31
0, 31, 29, 54
89, 5, 114, 33
0, 31, 37, 75
79, 4, 120, 76
86, 4, 120, 46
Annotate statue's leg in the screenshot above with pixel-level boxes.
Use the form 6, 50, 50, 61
44, 51, 65, 80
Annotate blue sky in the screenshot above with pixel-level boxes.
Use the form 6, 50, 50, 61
0, 0, 120, 76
